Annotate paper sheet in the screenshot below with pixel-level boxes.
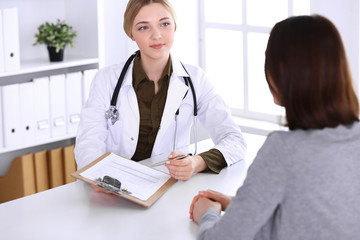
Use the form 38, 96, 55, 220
80, 153, 171, 200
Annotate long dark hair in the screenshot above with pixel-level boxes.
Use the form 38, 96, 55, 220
265, 15, 359, 130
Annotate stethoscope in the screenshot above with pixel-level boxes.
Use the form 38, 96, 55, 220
105, 51, 198, 155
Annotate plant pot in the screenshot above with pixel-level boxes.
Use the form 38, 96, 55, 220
47, 46, 64, 62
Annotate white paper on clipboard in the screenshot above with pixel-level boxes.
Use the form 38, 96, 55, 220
80, 153, 171, 201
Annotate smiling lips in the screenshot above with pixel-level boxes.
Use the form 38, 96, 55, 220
150, 44, 164, 49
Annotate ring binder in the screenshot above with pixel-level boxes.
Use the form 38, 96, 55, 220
69, 114, 81, 123
54, 117, 66, 127
96, 175, 131, 195
37, 120, 49, 130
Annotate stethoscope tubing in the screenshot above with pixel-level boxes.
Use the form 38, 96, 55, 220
106, 51, 198, 155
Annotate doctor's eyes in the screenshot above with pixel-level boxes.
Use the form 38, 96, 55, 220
137, 22, 171, 31
138, 26, 149, 31
161, 22, 171, 27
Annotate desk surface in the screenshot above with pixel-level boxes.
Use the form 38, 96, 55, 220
0, 133, 266, 240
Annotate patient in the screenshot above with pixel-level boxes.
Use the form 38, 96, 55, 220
189, 15, 360, 240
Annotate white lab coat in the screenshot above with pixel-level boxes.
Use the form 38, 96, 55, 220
74, 54, 246, 169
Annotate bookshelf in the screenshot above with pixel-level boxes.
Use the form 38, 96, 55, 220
0, 0, 108, 176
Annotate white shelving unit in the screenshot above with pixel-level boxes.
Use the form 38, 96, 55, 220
0, 134, 77, 155
0, 0, 104, 176
0, 57, 98, 78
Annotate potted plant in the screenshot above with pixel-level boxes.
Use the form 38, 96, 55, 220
33, 19, 77, 62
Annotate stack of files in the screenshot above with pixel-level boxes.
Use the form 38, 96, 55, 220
0, 69, 98, 149
33, 77, 51, 141
1, 84, 21, 148
0, 144, 77, 203
82, 69, 98, 104
47, 147, 65, 188
37, 144, 77, 188
0, 89, 3, 148
0, 10, 4, 73
47, 144, 77, 187
19, 82, 36, 146
33, 150, 49, 193
49, 74, 67, 138
1, 82, 36, 148
63, 144, 77, 183
65, 72, 82, 135
0, 153, 36, 203
0, 8, 21, 72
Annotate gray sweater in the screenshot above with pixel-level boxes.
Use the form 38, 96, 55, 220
198, 123, 360, 240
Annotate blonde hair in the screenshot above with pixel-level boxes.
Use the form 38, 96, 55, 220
123, 0, 177, 38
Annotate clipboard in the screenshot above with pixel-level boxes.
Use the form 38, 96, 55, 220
71, 152, 177, 208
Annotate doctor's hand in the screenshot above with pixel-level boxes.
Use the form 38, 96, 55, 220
165, 152, 207, 181
189, 190, 232, 220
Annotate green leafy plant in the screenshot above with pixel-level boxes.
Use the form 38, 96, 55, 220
33, 19, 77, 53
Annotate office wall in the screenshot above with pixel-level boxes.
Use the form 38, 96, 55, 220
97, 0, 129, 68
170, 0, 200, 66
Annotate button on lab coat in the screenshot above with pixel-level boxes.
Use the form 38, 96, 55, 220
74, 55, 246, 169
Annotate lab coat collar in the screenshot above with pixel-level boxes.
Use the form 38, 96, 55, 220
171, 54, 189, 78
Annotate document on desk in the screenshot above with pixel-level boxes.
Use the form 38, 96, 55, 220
80, 153, 171, 201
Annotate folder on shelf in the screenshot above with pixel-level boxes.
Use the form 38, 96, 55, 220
1, 84, 21, 147
0, 153, 36, 203
19, 82, 36, 146
33, 77, 51, 140
82, 69, 97, 104
71, 152, 177, 208
0, 10, 5, 73
2, 8, 20, 72
63, 144, 77, 184
49, 74, 66, 138
65, 72, 82, 135
34, 150, 49, 193
0, 89, 3, 149
48, 147, 65, 188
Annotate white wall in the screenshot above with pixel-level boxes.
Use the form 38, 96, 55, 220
170, 0, 200, 66
97, 0, 129, 68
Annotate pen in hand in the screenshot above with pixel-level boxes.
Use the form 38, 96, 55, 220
151, 153, 192, 167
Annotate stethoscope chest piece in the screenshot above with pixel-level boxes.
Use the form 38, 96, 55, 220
105, 105, 119, 125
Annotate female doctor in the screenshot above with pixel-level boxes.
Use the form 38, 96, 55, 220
74, 0, 246, 181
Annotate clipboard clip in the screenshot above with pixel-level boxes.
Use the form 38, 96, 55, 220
96, 176, 132, 195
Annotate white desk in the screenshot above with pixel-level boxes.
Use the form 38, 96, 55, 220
0, 133, 266, 240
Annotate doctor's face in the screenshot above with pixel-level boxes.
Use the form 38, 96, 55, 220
131, 3, 175, 62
